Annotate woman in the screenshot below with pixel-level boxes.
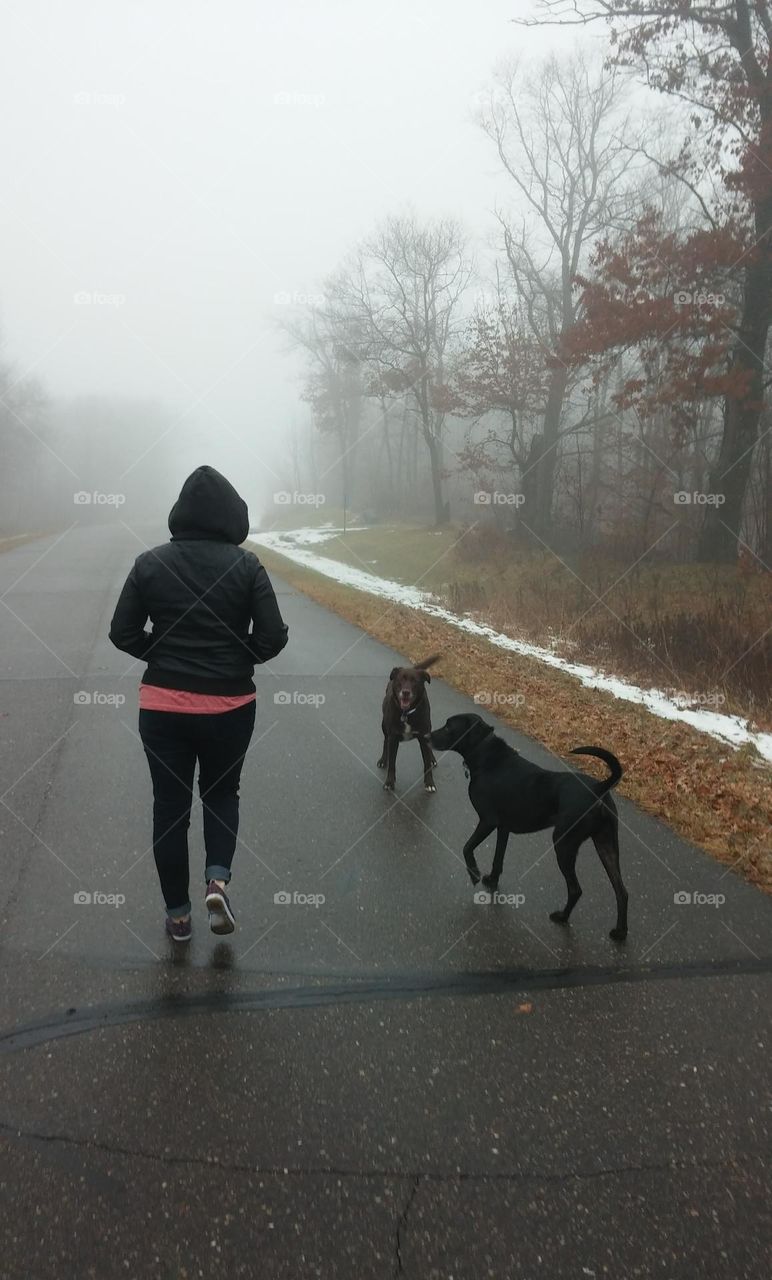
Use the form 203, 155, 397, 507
109, 465, 288, 942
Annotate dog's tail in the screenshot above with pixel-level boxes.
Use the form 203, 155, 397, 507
415, 654, 440, 671
570, 746, 623, 794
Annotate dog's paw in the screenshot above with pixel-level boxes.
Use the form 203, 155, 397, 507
609, 926, 628, 942
382, 780, 395, 792
424, 782, 436, 793
466, 867, 481, 885
549, 910, 570, 925
376, 758, 385, 769
481, 874, 499, 891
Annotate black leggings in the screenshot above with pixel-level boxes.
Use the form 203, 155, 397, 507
138, 701, 256, 915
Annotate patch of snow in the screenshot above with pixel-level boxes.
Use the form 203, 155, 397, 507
249, 524, 367, 547
249, 529, 772, 765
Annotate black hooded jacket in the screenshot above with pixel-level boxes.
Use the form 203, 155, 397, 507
109, 466, 288, 694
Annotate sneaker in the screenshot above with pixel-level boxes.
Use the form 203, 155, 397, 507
165, 915, 192, 943
205, 880, 235, 935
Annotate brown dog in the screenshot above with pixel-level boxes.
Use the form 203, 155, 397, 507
377, 654, 440, 792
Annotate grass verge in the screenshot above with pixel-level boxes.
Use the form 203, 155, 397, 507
282, 522, 771, 727
0, 532, 49, 555
252, 540, 772, 897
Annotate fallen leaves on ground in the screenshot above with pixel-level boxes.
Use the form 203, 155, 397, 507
258, 550, 772, 896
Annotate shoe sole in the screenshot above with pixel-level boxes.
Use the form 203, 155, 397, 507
206, 891, 235, 935
166, 926, 192, 943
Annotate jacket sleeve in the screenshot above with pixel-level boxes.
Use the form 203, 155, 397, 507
247, 558, 288, 663
109, 559, 153, 660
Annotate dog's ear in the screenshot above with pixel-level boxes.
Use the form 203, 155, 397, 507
471, 716, 494, 747
468, 717, 494, 746
420, 670, 431, 684
389, 667, 400, 681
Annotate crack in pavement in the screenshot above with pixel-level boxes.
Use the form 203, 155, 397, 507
0, 1122, 767, 1188
394, 1176, 421, 1276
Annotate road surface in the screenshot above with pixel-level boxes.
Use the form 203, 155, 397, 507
0, 525, 770, 1278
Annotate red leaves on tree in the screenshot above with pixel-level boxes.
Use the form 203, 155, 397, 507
561, 208, 757, 434
449, 308, 547, 423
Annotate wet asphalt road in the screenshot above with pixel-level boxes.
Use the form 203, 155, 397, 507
0, 524, 770, 1279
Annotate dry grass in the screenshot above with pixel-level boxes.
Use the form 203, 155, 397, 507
0, 531, 48, 555
254, 542, 772, 897
298, 522, 772, 727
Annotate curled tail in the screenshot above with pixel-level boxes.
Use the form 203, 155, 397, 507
415, 653, 440, 671
570, 746, 623, 794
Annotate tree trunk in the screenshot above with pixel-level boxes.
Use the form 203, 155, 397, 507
697, 398, 763, 562
381, 399, 395, 512
339, 429, 350, 512
426, 432, 447, 526
587, 385, 604, 544
697, 193, 772, 562
533, 363, 569, 540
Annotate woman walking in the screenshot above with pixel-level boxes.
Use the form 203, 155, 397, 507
109, 465, 288, 942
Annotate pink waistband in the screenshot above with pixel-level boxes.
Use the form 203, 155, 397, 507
139, 685, 256, 714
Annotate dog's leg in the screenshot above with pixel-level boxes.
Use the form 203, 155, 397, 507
383, 736, 399, 791
462, 820, 494, 884
419, 737, 436, 792
549, 835, 582, 926
377, 732, 388, 770
482, 827, 509, 890
592, 821, 628, 941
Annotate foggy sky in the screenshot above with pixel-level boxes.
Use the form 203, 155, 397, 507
0, 1, 581, 514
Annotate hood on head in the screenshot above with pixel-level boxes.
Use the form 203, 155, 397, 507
168, 465, 249, 544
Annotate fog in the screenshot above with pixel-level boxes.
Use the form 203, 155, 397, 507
0, 0, 578, 530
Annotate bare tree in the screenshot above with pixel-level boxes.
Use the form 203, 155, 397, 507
334, 214, 473, 525
450, 284, 547, 514
0, 335, 51, 535
280, 305, 363, 508
521, 2, 772, 563
479, 53, 640, 541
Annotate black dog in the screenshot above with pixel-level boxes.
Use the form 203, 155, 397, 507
378, 654, 439, 793
429, 713, 628, 940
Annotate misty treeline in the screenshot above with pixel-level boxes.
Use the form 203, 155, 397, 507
0, 336, 180, 537
281, 5, 772, 566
